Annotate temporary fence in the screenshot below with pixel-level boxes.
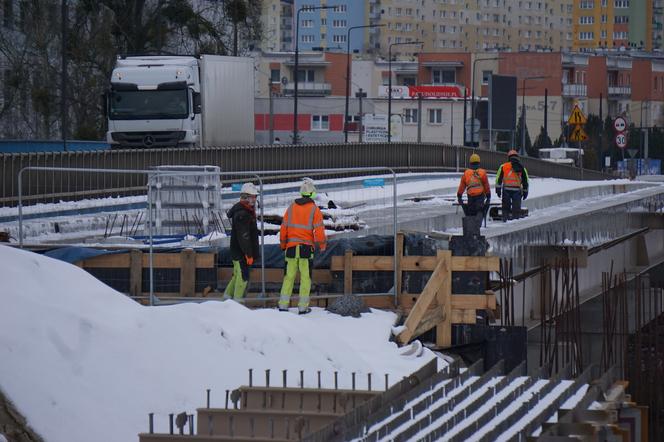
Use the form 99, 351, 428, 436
14, 166, 399, 307
0, 142, 612, 207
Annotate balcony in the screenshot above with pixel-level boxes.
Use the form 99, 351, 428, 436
608, 86, 631, 97
283, 82, 332, 96
562, 84, 587, 97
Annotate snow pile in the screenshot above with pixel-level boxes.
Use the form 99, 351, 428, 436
0, 244, 435, 442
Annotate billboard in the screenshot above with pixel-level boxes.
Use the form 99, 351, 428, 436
378, 85, 466, 99
489, 75, 517, 131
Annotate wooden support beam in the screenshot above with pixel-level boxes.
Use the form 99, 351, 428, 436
129, 249, 142, 297
398, 250, 450, 345
330, 255, 499, 272
79, 252, 215, 269
344, 249, 353, 295
180, 249, 196, 297
396, 232, 405, 295
435, 250, 452, 348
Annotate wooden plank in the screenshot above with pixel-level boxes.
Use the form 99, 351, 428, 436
451, 309, 477, 324
398, 251, 450, 345
412, 307, 445, 338
451, 293, 496, 310
450, 256, 500, 272
80, 252, 215, 269
330, 255, 499, 272
435, 250, 453, 348
129, 249, 142, 297
217, 268, 333, 285
180, 249, 196, 297
344, 249, 353, 295
396, 233, 405, 295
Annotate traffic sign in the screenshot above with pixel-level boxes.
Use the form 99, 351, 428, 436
567, 105, 587, 125
569, 125, 588, 142
613, 116, 627, 133
627, 148, 638, 158
615, 133, 627, 149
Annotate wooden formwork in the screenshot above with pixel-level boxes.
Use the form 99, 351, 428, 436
76, 233, 499, 347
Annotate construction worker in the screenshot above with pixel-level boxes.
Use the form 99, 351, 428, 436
496, 150, 530, 221
279, 179, 327, 314
223, 182, 260, 301
457, 153, 491, 217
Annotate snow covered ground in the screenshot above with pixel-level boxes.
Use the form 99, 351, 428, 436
0, 244, 437, 442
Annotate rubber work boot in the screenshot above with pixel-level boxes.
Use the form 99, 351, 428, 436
298, 307, 312, 315
278, 307, 289, 312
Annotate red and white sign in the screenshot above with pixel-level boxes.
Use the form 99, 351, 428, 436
378, 85, 466, 99
615, 133, 627, 149
613, 116, 627, 133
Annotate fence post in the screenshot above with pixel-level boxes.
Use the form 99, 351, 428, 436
180, 248, 196, 297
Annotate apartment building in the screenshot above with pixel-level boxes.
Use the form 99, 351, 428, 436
573, 0, 660, 51
259, 0, 294, 52
253, 50, 664, 147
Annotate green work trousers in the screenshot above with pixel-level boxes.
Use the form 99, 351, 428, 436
224, 259, 249, 300
279, 246, 313, 311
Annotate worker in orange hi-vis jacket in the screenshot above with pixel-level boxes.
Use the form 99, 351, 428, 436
457, 153, 491, 217
278, 179, 327, 314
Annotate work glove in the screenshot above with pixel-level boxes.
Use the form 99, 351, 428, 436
457, 194, 463, 205
245, 255, 254, 266
496, 187, 502, 198
522, 191, 528, 200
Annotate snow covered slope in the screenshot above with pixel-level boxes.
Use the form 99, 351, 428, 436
0, 244, 434, 442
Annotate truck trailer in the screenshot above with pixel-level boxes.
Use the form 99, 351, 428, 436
106, 55, 254, 148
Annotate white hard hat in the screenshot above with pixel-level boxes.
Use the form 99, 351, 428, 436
300, 179, 316, 196
240, 182, 259, 196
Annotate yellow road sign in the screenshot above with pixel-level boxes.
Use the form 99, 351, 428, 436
567, 105, 587, 125
569, 125, 588, 142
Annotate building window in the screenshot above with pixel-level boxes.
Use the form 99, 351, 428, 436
404, 108, 418, 124
579, 16, 594, 24
614, 15, 629, 23
320, 18, 326, 25
332, 34, 346, 43
301, 35, 314, 43
612, 31, 628, 39
270, 69, 280, 83
311, 115, 329, 130
579, 31, 594, 40
614, 0, 629, 7
482, 70, 493, 84
333, 4, 347, 12
579, 1, 594, 8
302, 4, 315, 12
332, 19, 347, 28
432, 69, 455, 84
301, 19, 313, 28
297, 69, 315, 82
428, 108, 443, 124
601, 14, 607, 23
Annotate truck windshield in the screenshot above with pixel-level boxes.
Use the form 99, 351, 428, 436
109, 89, 189, 120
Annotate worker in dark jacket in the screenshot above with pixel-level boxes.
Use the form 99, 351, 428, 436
224, 182, 260, 301
495, 150, 529, 221
457, 153, 491, 217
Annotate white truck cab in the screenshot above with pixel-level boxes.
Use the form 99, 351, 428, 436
106, 55, 254, 148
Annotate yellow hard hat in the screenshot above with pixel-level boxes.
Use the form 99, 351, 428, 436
469, 153, 481, 164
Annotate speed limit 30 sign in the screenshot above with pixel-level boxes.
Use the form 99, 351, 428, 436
615, 133, 627, 149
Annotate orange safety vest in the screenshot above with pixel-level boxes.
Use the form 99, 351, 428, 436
458, 168, 489, 197
280, 201, 327, 250
500, 162, 523, 190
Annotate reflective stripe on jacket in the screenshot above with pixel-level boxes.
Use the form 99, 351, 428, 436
457, 168, 491, 197
280, 198, 327, 250
497, 162, 523, 190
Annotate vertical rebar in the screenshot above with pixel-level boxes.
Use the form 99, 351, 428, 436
148, 413, 154, 434
249, 368, 253, 387
283, 369, 287, 388
206, 389, 210, 408
169, 413, 174, 435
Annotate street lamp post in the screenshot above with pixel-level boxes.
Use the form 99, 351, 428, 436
344, 24, 384, 143
293, 5, 333, 145
470, 57, 502, 148
388, 41, 423, 143
519, 75, 547, 156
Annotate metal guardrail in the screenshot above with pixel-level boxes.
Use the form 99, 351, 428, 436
0, 142, 612, 207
